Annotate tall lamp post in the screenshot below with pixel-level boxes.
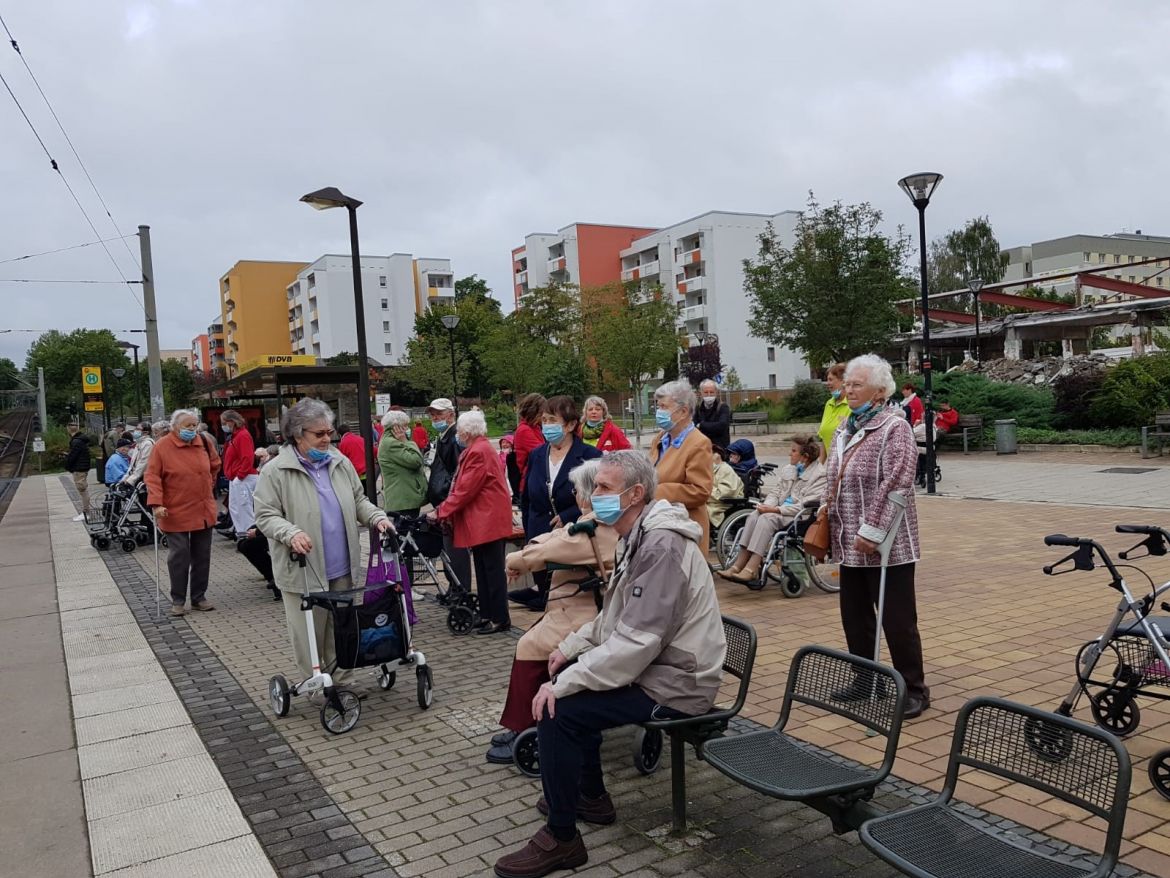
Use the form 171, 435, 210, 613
440, 314, 461, 413
967, 278, 984, 363
300, 186, 377, 502
898, 172, 943, 495
115, 338, 143, 422
112, 368, 126, 422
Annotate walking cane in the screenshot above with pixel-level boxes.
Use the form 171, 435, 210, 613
865, 491, 908, 727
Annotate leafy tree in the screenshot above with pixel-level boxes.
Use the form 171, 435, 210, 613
723, 367, 743, 391
928, 216, 1008, 299
160, 359, 195, 411
582, 283, 680, 441
325, 351, 361, 366
24, 329, 130, 417
680, 338, 722, 387
743, 194, 914, 368
455, 274, 493, 303
479, 283, 584, 397
0, 357, 22, 393
398, 289, 505, 399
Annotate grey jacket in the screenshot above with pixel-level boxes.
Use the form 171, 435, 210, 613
253, 445, 388, 591
556, 500, 726, 716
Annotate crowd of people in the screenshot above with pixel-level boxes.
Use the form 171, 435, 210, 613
65, 353, 935, 878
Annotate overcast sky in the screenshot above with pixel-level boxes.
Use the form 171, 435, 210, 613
2, 0, 1168, 365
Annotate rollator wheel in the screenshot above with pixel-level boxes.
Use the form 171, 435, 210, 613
459, 593, 480, 615
1090, 690, 1141, 737
416, 665, 433, 710
780, 572, 805, 599
1022, 716, 1073, 763
1149, 748, 1170, 801
512, 728, 540, 777
320, 688, 361, 734
135, 532, 151, 545
95, 536, 110, 550
121, 538, 137, 553
447, 605, 476, 636
378, 669, 396, 690
90, 535, 99, 548
633, 728, 663, 775
268, 675, 291, 718
159, 535, 168, 548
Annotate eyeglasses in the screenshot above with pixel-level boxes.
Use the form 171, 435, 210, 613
842, 382, 868, 391
304, 428, 334, 439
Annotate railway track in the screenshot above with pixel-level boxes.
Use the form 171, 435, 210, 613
0, 408, 36, 517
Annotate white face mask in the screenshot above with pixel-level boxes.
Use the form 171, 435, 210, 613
702, 395, 717, 405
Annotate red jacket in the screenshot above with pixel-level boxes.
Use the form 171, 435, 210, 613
437, 436, 514, 548
513, 421, 545, 490
338, 432, 367, 475
411, 424, 429, 450
595, 420, 630, 453
935, 408, 960, 434
221, 429, 257, 481
902, 394, 924, 426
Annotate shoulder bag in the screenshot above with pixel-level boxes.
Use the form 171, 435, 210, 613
802, 434, 864, 561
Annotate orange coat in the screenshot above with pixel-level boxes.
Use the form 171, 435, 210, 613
145, 432, 221, 533
649, 426, 714, 548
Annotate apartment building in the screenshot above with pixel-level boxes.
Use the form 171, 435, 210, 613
510, 223, 656, 308
191, 334, 210, 375
207, 321, 226, 375
1004, 231, 1170, 300
219, 260, 309, 374
160, 349, 193, 368
286, 254, 455, 364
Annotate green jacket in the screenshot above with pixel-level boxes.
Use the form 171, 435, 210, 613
818, 395, 851, 454
378, 434, 427, 513
253, 445, 387, 592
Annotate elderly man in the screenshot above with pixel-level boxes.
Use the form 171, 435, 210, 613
425, 398, 472, 594
493, 450, 726, 878
693, 378, 730, 449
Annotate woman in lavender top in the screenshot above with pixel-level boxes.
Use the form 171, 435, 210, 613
254, 399, 393, 678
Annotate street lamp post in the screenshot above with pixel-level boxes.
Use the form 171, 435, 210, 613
898, 172, 943, 495
967, 279, 984, 363
440, 314, 461, 413
112, 368, 126, 422
116, 340, 141, 422
300, 186, 377, 502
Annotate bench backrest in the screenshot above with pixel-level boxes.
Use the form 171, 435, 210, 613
719, 615, 757, 718
1155, 411, 1170, 427
957, 414, 983, 429
733, 411, 766, 422
943, 697, 1130, 869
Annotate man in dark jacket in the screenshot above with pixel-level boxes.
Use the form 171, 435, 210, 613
424, 398, 471, 594
65, 424, 93, 521
693, 378, 730, 449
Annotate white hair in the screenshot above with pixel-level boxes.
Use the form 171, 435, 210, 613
568, 458, 602, 500
654, 379, 697, 414
381, 409, 410, 430
455, 409, 487, 439
169, 408, 199, 429
151, 420, 170, 437
583, 395, 609, 421
699, 379, 718, 392
845, 354, 896, 401
281, 398, 335, 442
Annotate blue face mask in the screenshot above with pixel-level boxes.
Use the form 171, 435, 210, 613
454, 437, 466, 449
222, 425, 232, 434
655, 408, 675, 431
585, 419, 602, 428
590, 488, 630, 525
307, 447, 331, 462
831, 389, 842, 400
796, 462, 805, 475
178, 428, 197, 442
849, 401, 874, 416
132, 430, 142, 440
541, 423, 565, 444
431, 419, 447, 432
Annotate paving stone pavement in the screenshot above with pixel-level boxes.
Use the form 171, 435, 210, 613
59, 472, 1167, 877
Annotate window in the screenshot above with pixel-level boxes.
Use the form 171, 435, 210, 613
379, 276, 387, 287
767, 346, 775, 362
1128, 255, 1136, 263
1129, 275, 1136, 284
307, 273, 316, 288
1114, 254, 1121, 264
1157, 277, 1164, 287
380, 298, 388, 310
384, 343, 393, 355
1083, 252, 1090, 263
382, 321, 390, 331
768, 374, 777, 389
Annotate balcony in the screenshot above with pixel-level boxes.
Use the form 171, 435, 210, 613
310, 309, 318, 322
678, 247, 702, 266
547, 256, 566, 273
676, 275, 707, 296
515, 269, 528, 285
428, 286, 454, 299
679, 304, 708, 323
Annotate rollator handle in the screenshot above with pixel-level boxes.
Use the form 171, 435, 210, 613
380, 529, 401, 554
291, 551, 307, 567
1044, 534, 1086, 547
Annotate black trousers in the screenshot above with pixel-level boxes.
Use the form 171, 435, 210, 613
166, 527, 213, 605
442, 531, 472, 594
471, 538, 509, 625
838, 563, 928, 701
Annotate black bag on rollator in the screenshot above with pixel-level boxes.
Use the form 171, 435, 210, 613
331, 589, 405, 670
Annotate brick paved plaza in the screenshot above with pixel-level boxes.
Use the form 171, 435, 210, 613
3, 450, 1169, 877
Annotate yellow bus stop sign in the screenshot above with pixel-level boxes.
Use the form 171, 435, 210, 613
81, 365, 104, 394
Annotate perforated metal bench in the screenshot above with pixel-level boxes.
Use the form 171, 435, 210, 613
1141, 411, 1170, 459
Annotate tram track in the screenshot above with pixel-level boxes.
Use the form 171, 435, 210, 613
0, 409, 36, 520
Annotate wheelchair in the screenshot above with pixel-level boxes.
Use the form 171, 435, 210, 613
716, 500, 840, 597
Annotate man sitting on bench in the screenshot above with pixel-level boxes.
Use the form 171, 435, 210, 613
493, 451, 726, 878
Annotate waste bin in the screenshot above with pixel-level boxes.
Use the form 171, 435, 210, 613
995, 419, 1018, 455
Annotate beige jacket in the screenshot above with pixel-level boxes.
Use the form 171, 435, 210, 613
763, 460, 827, 520
555, 500, 726, 716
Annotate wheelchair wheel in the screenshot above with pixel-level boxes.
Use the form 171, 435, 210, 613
416, 665, 433, 710
121, 538, 137, 554
715, 508, 751, 570
1089, 689, 1141, 737
1149, 748, 1170, 801
802, 551, 841, 594
780, 572, 805, 598
95, 536, 110, 550
513, 728, 540, 777
633, 728, 663, 775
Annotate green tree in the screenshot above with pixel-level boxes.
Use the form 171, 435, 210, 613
927, 216, 1008, 299
743, 194, 914, 368
324, 351, 361, 366
582, 283, 680, 440
0, 357, 21, 393
24, 329, 130, 418
398, 288, 505, 399
160, 360, 196, 411
454, 274, 492, 302
479, 283, 585, 397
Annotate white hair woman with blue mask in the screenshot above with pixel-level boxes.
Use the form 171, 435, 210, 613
649, 379, 714, 549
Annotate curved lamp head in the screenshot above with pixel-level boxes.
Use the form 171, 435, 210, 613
967, 278, 984, 294
898, 172, 943, 208
300, 187, 363, 210
440, 315, 461, 330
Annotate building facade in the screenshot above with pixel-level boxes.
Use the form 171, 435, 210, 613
1004, 232, 1170, 300
219, 260, 309, 375
286, 254, 454, 364
159, 349, 193, 368
510, 223, 656, 309
191, 334, 211, 375
207, 321, 226, 375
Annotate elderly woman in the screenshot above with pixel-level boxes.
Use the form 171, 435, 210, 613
720, 434, 826, 583
580, 396, 630, 453
121, 420, 168, 486
727, 438, 758, 480
486, 460, 618, 765
145, 408, 222, 616
378, 409, 427, 517
706, 445, 744, 530
818, 362, 850, 456
253, 399, 393, 678
650, 379, 714, 548
220, 409, 259, 538
430, 410, 515, 635
826, 354, 928, 719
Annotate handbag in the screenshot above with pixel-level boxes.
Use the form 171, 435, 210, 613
365, 538, 417, 624
802, 436, 863, 561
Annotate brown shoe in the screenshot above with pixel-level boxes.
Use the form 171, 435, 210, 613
494, 826, 587, 878
191, 599, 215, 612
169, 603, 186, 617
536, 792, 615, 825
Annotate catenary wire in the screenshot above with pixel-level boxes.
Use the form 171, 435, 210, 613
0, 235, 137, 265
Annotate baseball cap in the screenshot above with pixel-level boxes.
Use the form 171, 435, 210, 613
116, 437, 134, 448
427, 398, 454, 412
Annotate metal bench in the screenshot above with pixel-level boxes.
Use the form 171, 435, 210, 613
644, 615, 757, 833
1141, 411, 1170, 458
860, 697, 1131, 878
937, 413, 985, 454
731, 411, 771, 435
702, 645, 906, 834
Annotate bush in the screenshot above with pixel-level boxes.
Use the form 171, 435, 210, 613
1014, 427, 1141, 447
786, 380, 829, 418
1088, 354, 1170, 428
1052, 369, 1107, 429
929, 372, 1055, 429
484, 400, 517, 436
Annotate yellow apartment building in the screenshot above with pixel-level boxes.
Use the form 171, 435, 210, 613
218, 261, 309, 375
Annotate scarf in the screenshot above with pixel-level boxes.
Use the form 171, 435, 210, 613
846, 405, 881, 435
581, 421, 604, 445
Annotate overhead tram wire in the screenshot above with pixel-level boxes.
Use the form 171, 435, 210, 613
0, 67, 144, 313
0, 235, 137, 265
0, 278, 143, 284
0, 12, 141, 272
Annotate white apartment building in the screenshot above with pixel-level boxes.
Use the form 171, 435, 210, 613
618, 210, 810, 390
1003, 231, 1170, 300
287, 254, 454, 364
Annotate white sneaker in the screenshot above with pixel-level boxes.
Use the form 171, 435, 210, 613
72, 513, 85, 522
412, 589, 424, 601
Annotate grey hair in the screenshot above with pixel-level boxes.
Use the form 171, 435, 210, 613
568, 458, 602, 501
845, 354, 897, 401
281, 398, 335, 443
582, 395, 609, 421
151, 420, 169, 438
598, 450, 657, 499
381, 409, 410, 430
169, 408, 200, 429
699, 379, 718, 392
654, 379, 697, 414
220, 409, 246, 428
455, 410, 487, 439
